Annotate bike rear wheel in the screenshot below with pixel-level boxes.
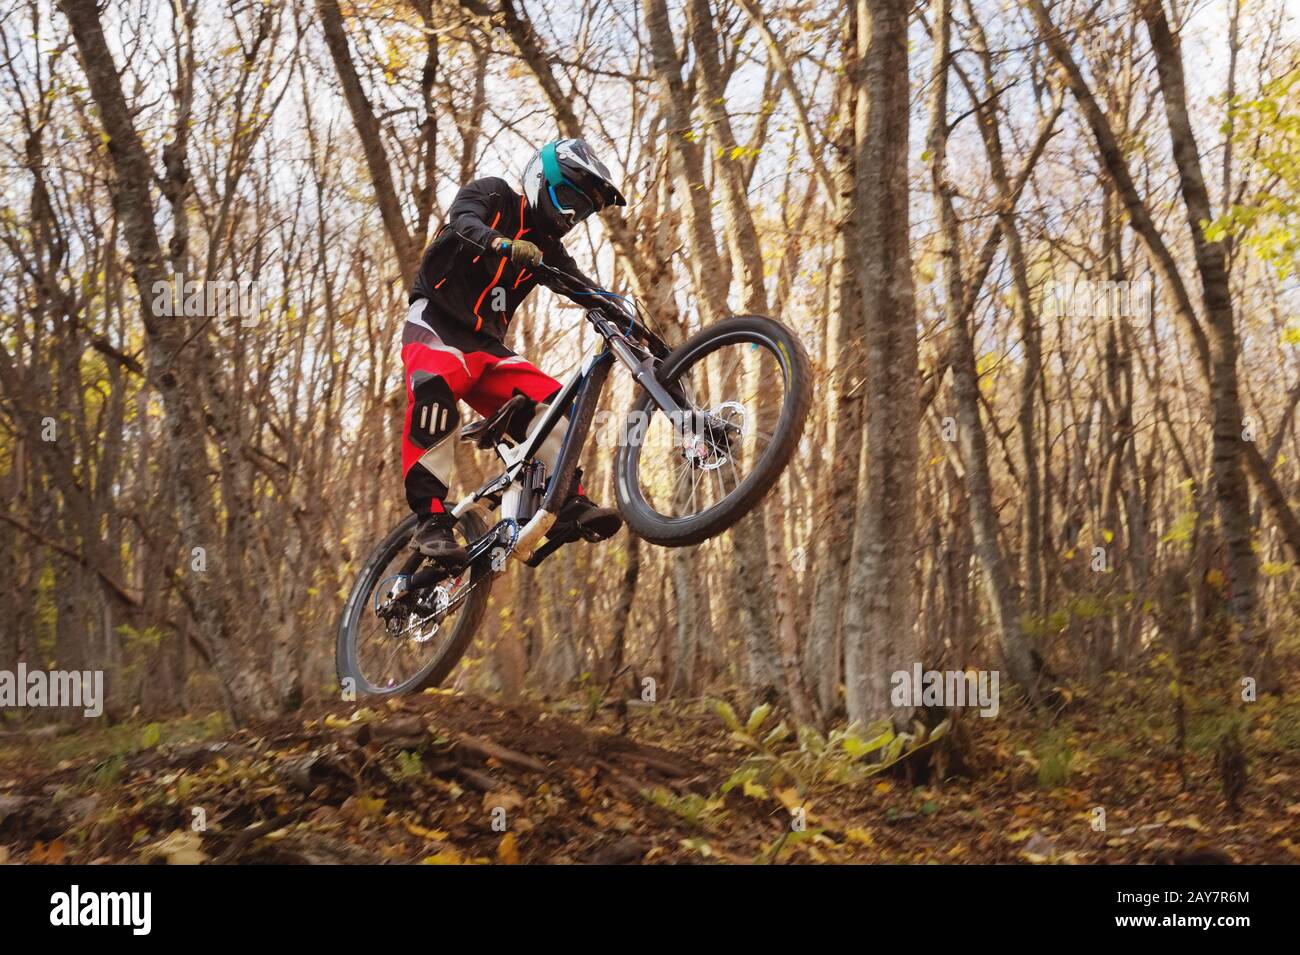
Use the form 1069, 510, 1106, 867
614, 315, 811, 547
336, 509, 492, 696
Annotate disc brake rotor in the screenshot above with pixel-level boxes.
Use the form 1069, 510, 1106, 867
681, 400, 747, 471
408, 584, 452, 644
379, 571, 466, 644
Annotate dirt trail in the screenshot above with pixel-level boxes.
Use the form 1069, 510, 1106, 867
0, 692, 772, 864
0, 690, 1295, 864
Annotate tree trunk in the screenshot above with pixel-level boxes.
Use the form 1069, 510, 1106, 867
841, 0, 920, 727
1140, 0, 1268, 680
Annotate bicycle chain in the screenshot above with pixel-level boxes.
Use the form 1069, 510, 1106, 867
395, 519, 517, 635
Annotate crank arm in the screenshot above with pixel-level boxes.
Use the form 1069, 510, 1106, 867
406, 520, 516, 591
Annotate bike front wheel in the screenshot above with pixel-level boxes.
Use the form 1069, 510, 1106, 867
614, 315, 811, 547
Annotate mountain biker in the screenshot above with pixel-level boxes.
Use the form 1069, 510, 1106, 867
401, 138, 627, 564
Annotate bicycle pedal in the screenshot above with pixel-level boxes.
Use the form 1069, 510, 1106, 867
579, 514, 622, 541
407, 561, 462, 590
524, 536, 568, 568
544, 521, 582, 545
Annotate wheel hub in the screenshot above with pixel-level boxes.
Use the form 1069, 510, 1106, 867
681, 401, 747, 471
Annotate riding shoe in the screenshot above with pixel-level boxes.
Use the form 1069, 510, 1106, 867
410, 513, 469, 565
555, 494, 623, 542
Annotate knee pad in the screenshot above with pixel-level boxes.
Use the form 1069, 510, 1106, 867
408, 372, 460, 449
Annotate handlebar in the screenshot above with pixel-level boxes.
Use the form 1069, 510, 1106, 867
530, 260, 673, 360
530, 260, 597, 297
531, 260, 629, 319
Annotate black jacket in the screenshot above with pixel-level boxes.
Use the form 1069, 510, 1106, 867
410, 177, 593, 340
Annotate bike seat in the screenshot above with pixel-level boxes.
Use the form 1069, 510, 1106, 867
459, 393, 534, 450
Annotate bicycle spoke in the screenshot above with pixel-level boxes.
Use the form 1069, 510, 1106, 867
376, 628, 413, 681
727, 445, 743, 495
634, 332, 790, 521
350, 524, 481, 693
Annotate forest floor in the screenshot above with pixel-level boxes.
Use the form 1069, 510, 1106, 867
1, 670, 1297, 864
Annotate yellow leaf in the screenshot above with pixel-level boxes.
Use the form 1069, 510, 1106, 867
405, 822, 450, 841
422, 849, 463, 865
845, 827, 874, 846
497, 832, 520, 865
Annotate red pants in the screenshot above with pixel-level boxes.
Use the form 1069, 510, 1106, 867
401, 300, 564, 514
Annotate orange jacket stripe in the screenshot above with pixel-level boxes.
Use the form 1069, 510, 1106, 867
473, 198, 531, 331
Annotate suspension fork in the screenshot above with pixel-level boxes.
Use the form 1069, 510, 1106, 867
603, 329, 685, 422
589, 311, 703, 451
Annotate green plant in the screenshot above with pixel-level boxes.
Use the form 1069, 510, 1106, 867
388, 749, 425, 781
577, 671, 605, 722
713, 700, 949, 796
646, 788, 726, 829
1035, 728, 1074, 788
88, 754, 125, 788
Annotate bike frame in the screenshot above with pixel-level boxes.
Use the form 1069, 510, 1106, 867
449, 266, 683, 562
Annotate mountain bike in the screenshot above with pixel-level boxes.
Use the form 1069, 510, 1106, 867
336, 262, 811, 696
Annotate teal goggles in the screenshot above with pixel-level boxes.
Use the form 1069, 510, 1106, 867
540, 142, 608, 219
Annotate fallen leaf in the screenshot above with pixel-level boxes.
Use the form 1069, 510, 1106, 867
422, 849, 464, 865
483, 788, 524, 812
149, 830, 207, 865
590, 811, 633, 832
498, 832, 520, 865
30, 839, 66, 864
845, 827, 874, 846
776, 787, 803, 810
405, 822, 450, 841
1023, 831, 1056, 859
